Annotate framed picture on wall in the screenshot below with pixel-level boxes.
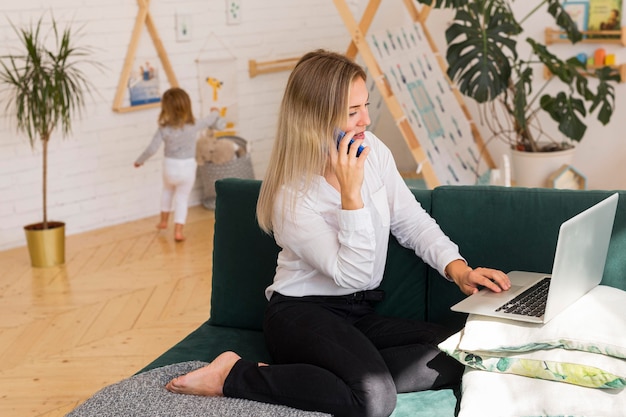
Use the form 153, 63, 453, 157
588, 0, 622, 37
128, 60, 161, 107
562, 1, 590, 34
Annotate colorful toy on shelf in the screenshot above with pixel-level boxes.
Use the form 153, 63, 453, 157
606, 53, 616, 65
576, 52, 588, 64
594, 47, 606, 65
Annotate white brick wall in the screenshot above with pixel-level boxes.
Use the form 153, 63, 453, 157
0, 0, 366, 250
2, 1, 626, 251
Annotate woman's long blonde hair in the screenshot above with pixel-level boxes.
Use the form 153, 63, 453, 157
256, 49, 367, 233
158, 87, 195, 128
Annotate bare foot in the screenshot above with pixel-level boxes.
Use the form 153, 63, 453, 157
174, 223, 185, 242
166, 351, 241, 396
157, 212, 169, 230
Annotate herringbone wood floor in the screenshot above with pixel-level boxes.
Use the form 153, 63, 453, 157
0, 206, 215, 417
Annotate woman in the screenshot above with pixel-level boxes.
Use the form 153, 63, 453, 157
166, 49, 510, 417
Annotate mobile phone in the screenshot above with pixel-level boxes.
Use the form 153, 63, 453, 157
335, 129, 365, 157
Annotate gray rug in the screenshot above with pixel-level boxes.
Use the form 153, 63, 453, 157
66, 361, 331, 417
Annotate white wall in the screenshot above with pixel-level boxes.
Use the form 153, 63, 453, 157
1, 1, 625, 251
0, 0, 366, 250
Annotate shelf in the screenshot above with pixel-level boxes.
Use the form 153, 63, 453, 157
543, 63, 626, 82
248, 57, 300, 78
545, 27, 626, 46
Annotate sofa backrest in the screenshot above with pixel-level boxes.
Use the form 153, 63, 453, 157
209, 179, 280, 331
209, 179, 626, 332
427, 186, 626, 329
209, 179, 435, 331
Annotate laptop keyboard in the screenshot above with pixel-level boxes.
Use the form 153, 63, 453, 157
495, 277, 551, 317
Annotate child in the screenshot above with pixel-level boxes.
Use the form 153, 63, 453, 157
134, 87, 226, 241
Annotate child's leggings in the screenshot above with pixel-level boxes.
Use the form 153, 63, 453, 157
161, 157, 197, 224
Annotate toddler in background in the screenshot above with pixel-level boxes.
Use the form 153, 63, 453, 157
134, 87, 226, 241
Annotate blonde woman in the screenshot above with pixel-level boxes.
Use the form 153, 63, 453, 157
134, 87, 225, 241
166, 50, 509, 417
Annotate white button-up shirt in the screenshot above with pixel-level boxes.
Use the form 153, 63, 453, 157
265, 131, 463, 300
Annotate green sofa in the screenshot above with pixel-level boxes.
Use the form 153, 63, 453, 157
140, 178, 626, 417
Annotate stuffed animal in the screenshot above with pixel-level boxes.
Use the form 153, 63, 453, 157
195, 128, 240, 165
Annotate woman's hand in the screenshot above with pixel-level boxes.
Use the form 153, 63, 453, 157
331, 130, 370, 210
445, 259, 510, 296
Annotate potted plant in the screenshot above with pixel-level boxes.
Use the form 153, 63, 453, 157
418, 0, 620, 186
0, 15, 98, 267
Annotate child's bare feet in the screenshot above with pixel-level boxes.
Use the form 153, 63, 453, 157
166, 351, 241, 396
174, 223, 185, 242
157, 212, 169, 230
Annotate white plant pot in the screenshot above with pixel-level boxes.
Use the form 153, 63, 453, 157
510, 147, 576, 188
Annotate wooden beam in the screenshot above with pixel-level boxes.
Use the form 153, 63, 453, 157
248, 57, 300, 78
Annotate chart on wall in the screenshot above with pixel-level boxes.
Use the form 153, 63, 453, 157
367, 23, 489, 185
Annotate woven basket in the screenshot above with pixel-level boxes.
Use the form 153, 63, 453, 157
197, 135, 254, 209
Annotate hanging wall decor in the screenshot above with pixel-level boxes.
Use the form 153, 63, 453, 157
113, 0, 179, 113
196, 34, 239, 135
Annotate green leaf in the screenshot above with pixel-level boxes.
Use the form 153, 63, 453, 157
415, 0, 469, 7
445, 2, 519, 102
546, 0, 583, 43
540, 92, 587, 141
512, 67, 533, 133
590, 68, 616, 125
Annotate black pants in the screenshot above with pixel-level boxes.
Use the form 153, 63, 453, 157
222, 291, 463, 417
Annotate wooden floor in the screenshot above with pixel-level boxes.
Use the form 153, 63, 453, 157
0, 206, 216, 417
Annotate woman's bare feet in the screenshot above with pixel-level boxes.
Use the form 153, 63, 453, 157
166, 351, 241, 396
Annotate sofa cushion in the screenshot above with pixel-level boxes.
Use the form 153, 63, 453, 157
376, 188, 432, 321
441, 330, 626, 389
453, 285, 626, 359
459, 367, 626, 417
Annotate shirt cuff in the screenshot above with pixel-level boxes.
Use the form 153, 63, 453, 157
339, 206, 373, 231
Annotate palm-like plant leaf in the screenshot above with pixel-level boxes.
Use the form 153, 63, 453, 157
0, 15, 99, 227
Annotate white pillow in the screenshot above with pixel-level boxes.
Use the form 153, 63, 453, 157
439, 329, 626, 389
459, 367, 626, 417
459, 285, 626, 358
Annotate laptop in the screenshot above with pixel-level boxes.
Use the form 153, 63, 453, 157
451, 193, 619, 324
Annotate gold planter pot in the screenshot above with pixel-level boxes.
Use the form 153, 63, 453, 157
24, 221, 66, 267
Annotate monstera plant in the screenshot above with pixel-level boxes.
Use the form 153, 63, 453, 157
417, 0, 619, 153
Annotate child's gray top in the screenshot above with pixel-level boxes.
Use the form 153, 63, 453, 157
135, 111, 226, 164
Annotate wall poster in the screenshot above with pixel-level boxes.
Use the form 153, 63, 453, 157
367, 23, 489, 185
